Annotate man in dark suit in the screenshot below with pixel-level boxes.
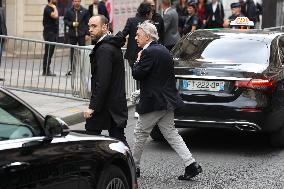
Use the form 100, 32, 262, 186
64, 0, 90, 76
88, 0, 109, 20
144, 0, 164, 44
205, 0, 224, 28
122, 2, 152, 68
161, 0, 180, 51
240, 0, 258, 25
84, 15, 128, 147
132, 20, 202, 180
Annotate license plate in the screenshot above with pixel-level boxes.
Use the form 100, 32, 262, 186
182, 80, 225, 91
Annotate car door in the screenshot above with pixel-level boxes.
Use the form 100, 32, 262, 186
0, 89, 79, 189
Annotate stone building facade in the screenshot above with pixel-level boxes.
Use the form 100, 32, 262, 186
2, 0, 280, 40
2, 0, 144, 41
4, 0, 93, 40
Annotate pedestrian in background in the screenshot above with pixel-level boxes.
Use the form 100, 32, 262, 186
122, 2, 153, 68
239, 0, 259, 28
175, 0, 188, 35
144, 0, 165, 44
0, 7, 7, 81
42, 0, 58, 77
255, 1, 263, 29
84, 15, 129, 147
161, 0, 180, 51
205, 0, 224, 29
64, 0, 89, 76
197, 0, 207, 29
182, 0, 199, 35
132, 20, 202, 180
223, 2, 244, 28
88, 0, 109, 21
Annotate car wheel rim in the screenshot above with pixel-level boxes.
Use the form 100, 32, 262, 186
106, 178, 126, 189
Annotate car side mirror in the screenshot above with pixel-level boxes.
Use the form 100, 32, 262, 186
44, 115, 70, 137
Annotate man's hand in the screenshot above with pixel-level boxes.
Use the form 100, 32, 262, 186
73, 22, 79, 27
137, 50, 143, 61
85, 35, 91, 41
84, 108, 94, 119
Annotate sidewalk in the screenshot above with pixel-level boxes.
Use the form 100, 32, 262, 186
11, 89, 134, 126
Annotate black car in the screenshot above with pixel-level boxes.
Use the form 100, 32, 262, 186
0, 87, 137, 189
151, 29, 284, 147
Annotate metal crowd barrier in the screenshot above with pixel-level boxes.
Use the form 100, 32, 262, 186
263, 26, 284, 31
0, 35, 137, 100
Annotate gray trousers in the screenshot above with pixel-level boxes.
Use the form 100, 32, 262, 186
132, 109, 195, 168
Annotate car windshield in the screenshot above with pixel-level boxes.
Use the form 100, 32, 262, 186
172, 34, 270, 65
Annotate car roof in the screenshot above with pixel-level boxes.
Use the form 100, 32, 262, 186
192, 29, 284, 42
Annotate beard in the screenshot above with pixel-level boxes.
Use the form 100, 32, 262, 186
91, 32, 104, 44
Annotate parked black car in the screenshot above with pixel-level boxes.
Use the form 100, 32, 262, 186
0, 87, 137, 189
150, 29, 284, 147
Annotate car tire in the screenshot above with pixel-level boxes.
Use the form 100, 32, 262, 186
270, 126, 284, 147
150, 125, 165, 141
96, 165, 129, 189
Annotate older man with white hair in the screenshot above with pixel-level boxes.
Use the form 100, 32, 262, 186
132, 20, 202, 180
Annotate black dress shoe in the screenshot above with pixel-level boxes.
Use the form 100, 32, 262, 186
65, 70, 72, 76
136, 168, 140, 178
178, 162, 202, 180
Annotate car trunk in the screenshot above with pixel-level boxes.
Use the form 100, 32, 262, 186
175, 60, 272, 101
172, 30, 273, 104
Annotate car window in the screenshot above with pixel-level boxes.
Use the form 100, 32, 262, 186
172, 34, 270, 65
201, 38, 269, 64
0, 90, 43, 140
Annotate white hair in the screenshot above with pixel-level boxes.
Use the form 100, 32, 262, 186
137, 20, 159, 41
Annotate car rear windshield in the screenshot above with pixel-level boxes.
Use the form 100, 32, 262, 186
172, 35, 270, 65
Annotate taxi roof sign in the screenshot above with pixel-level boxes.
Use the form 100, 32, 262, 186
230, 17, 254, 27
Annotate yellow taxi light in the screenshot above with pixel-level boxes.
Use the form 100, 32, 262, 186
230, 17, 254, 27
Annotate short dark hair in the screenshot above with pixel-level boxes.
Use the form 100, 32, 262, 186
137, 2, 152, 17
98, 14, 109, 25
231, 2, 241, 9
187, 0, 197, 9
162, 0, 171, 6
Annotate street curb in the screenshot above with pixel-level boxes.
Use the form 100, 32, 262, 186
61, 112, 85, 126
64, 103, 136, 126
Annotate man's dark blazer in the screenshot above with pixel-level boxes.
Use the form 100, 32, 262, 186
64, 5, 90, 37
244, 0, 258, 23
88, 2, 109, 21
122, 14, 148, 61
205, 2, 225, 28
0, 8, 7, 36
85, 33, 128, 131
152, 13, 164, 44
132, 41, 184, 114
